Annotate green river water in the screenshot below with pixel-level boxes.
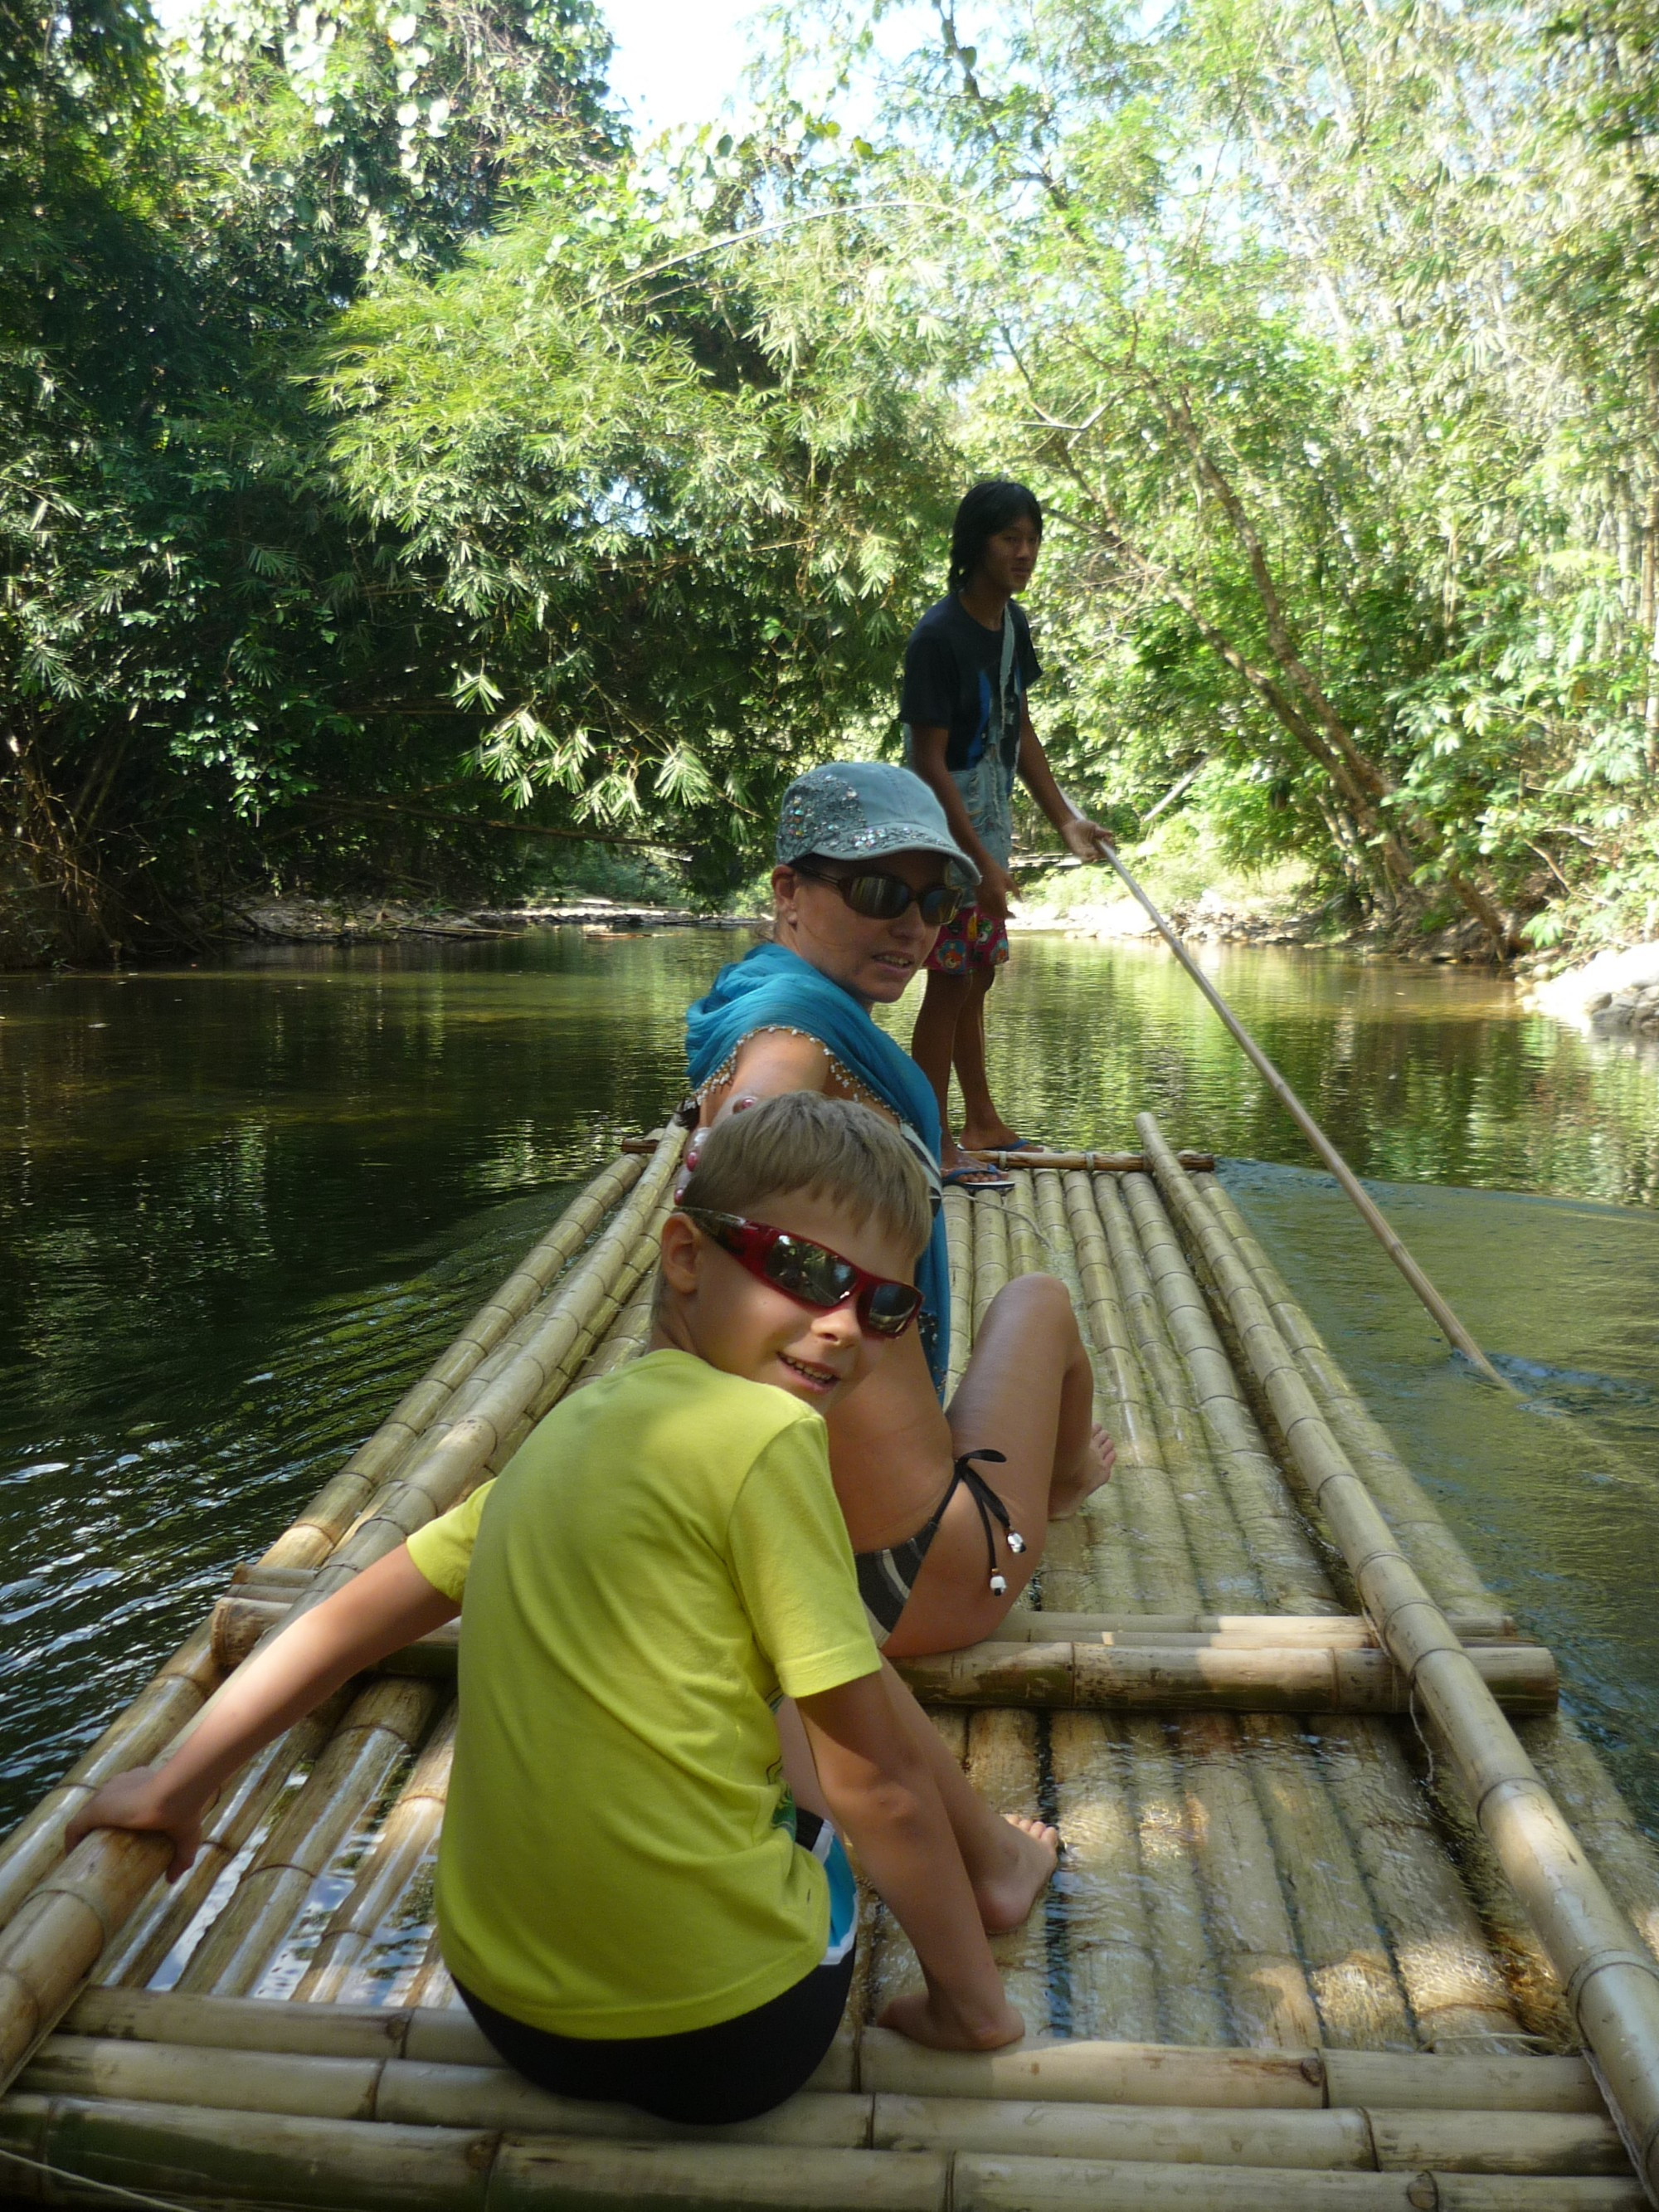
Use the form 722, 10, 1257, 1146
2, 930, 1657, 1845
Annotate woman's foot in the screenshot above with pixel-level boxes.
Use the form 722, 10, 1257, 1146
975, 1813, 1063, 1933
1049, 1422, 1116, 1519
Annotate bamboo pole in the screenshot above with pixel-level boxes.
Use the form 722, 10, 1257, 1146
1101, 846, 1510, 1389
1234, 1712, 1415, 2050
1089, 1172, 1262, 1613
174, 1678, 442, 1998
13, 2036, 1638, 2176
51, 1984, 1616, 2111
1175, 1710, 1323, 2049
1126, 1717, 1232, 2045
1111, 1172, 1338, 1614
0, 2092, 1618, 2212
943, 1186, 975, 1401
0, 1627, 222, 1938
204, 1597, 1566, 1713
1058, 1170, 1199, 1611
977, 1150, 1219, 1172
1141, 1114, 1659, 2201
293, 1706, 456, 2004
93, 1696, 348, 1991
1024, 1172, 1107, 1612
971, 1188, 1012, 1337
1049, 1713, 1160, 2040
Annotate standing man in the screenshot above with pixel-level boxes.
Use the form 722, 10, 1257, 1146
902, 480, 1114, 1182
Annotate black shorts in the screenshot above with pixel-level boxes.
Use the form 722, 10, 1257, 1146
455, 1816, 857, 2126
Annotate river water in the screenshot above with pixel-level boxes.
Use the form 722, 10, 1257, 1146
2, 930, 1657, 1840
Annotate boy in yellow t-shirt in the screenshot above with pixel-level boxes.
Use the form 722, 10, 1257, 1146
71, 1094, 1058, 2123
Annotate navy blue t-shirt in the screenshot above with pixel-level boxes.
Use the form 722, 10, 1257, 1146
899, 596, 1041, 777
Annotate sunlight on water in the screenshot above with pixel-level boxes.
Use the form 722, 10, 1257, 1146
2, 928, 1656, 1834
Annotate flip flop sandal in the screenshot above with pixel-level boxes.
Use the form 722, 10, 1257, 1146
941, 1164, 1016, 1192
996, 1137, 1051, 1154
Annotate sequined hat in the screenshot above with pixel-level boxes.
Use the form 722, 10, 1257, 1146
774, 763, 980, 884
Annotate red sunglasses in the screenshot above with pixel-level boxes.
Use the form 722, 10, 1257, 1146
678, 1207, 923, 1338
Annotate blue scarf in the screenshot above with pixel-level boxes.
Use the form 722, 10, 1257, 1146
685, 941, 950, 1394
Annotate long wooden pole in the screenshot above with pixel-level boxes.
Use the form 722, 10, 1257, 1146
1097, 847, 1511, 1389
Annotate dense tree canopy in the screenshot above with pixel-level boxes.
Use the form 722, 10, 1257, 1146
2, 0, 1657, 957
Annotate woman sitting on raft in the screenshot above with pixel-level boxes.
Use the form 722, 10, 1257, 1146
686, 761, 1114, 1659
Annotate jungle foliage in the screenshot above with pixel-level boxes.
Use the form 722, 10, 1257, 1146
3, 0, 1658, 956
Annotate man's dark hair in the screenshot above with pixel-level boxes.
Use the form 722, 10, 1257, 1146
947, 480, 1044, 593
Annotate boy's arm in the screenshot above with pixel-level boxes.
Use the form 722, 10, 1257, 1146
907, 724, 1013, 921
1016, 704, 1115, 861
795, 1672, 1022, 2051
65, 1547, 459, 1880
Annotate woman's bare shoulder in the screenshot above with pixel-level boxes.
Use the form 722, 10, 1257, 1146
700, 1027, 898, 1124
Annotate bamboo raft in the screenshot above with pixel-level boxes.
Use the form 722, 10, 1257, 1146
3, 1114, 1659, 2211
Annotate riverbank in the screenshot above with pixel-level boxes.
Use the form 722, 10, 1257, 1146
1525, 940, 1659, 1040
218, 895, 761, 944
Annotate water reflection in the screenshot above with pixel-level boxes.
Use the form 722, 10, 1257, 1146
1, 930, 1656, 1834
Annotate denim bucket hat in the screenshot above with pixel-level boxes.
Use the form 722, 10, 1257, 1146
775, 762, 980, 886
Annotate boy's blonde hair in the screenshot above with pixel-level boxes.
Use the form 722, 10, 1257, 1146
679, 1094, 932, 1261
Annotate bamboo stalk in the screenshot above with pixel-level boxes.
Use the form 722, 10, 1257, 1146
1125, 1718, 1231, 2045
971, 1189, 1012, 1338
52, 1985, 1610, 2108
1092, 1172, 1264, 1613
1112, 1172, 1338, 1614
956, 2156, 1642, 2210
292, 1707, 456, 2003
94, 1697, 348, 1991
206, 1601, 1569, 1713
1139, 1115, 1659, 2200
1233, 1713, 1416, 2050
173, 1678, 442, 1998
1058, 1170, 1199, 1611
1048, 1713, 1160, 2040
1175, 1711, 1323, 2049
13, 2037, 1636, 2176
976, 1150, 1219, 1171
1315, 1717, 1524, 2051
943, 1186, 975, 1401
0, 1626, 222, 1938
1025, 1173, 1111, 1612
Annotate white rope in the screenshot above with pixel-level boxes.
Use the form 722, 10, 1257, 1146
0, 2142, 202, 2212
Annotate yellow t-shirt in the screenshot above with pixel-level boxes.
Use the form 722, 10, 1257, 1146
405, 1346, 879, 2040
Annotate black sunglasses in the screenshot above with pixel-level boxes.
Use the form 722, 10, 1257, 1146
793, 864, 968, 927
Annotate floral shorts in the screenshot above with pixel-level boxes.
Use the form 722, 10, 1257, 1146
926, 902, 1010, 973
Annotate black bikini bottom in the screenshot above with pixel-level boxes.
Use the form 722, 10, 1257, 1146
854, 1448, 1024, 1640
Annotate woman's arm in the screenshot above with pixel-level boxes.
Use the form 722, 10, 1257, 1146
65, 1547, 459, 1879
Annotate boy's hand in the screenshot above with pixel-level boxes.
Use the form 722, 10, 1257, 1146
65, 1765, 207, 1883
878, 1986, 1025, 2051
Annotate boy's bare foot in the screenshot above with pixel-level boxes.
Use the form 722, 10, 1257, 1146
957, 1123, 1023, 1153
1049, 1422, 1116, 1520
975, 1812, 1062, 1933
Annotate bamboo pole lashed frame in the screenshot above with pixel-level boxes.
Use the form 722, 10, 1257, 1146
1, 1117, 1657, 2210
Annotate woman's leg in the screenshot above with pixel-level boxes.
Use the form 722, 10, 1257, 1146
826, 1272, 1112, 1655
882, 1274, 1111, 1658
